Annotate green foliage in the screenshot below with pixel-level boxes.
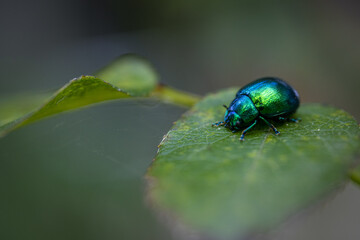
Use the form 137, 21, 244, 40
0, 55, 200, 137
94, 54, 158, 96
0, 92, 53, 127
147, 88, 360, 239
0, 76, 131, 137
1, 53, 359, 238
350, 166, 360, 186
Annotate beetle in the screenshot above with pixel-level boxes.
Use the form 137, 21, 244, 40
212, 77, 300, 141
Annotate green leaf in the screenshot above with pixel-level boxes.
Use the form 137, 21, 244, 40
0, 76, 131, 137
0, 54, 158, 137
0, 92, 53, 127
94, 54, 158, 96
0, 54, 201, 137
147, 88, 360, 239
350, 166, 360, 186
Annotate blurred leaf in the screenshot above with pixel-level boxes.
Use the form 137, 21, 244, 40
94, 54, 201, 107
94, 54, 158, 96
0, 55, 157, 137
350, 166, 360, 186
0, 92, 53, 127
0, 54, 201, 137
147, 88, 360, 239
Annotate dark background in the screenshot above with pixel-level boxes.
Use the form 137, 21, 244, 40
0, 0, 360, 239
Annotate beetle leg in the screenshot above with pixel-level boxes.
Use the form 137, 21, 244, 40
212, 121, 225, 127
289, 117, 301, 123
288, 118, 301, 123
278, 116, 301, 123
259, 116, 280, 135
240, 120, 257, 141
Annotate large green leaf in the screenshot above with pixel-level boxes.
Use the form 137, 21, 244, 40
147, 88, 360, 239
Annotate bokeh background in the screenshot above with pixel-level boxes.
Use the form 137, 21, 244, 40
0, 1, 359, 239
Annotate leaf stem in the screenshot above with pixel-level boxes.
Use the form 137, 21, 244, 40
151, 84, 202, 108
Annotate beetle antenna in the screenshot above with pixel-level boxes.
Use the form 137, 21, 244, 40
223, 105, 228, 110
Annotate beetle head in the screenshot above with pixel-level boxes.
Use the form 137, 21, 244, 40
224, 110, 243, 131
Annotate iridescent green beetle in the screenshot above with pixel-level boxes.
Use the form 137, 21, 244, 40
212, 77, 300, 141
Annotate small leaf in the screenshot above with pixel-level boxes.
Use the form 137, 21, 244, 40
0, 55, 159, 137
0, 54, 201, 137
0, 76, 131, 137
94, 54, 158, 96
147, 88, 360, 239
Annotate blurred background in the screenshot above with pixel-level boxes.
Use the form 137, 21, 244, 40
0, 0, 359, 239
